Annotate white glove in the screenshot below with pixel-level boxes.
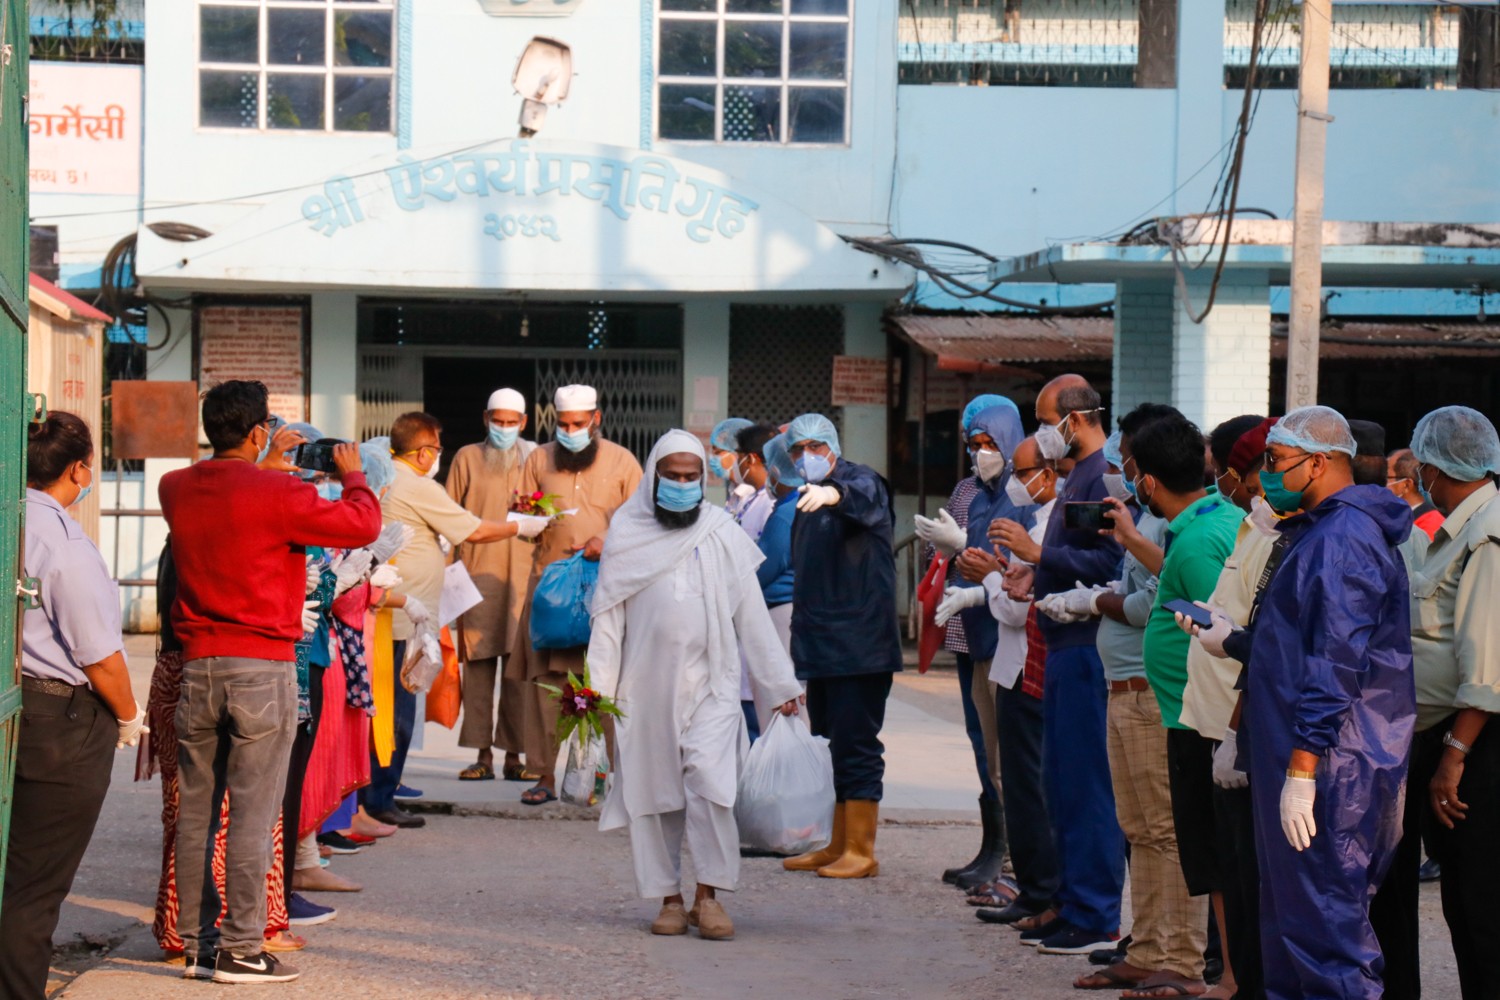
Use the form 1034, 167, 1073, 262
914, 509, 967, 557
796, 484, 841, 513
369, 564, 402, 590
1213, 727, 1249, 789
332, 549, 373, 596
1175, 601, 1237, 659
301, 599, 321, 635
115, 704, 149, 749
369, 522, 415, 564
512, 514, 550, 540
438, 536, 453, 556
1107, 579, 1126, 596
1280, 773, 1317, 851
934, 585, 985, 627
305, 558, 322, 596
1036, 592, 1086, 624
402, 594, 430, 626
1055, 581, 1104, 619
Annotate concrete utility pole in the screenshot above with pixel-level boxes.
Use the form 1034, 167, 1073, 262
1286, 0, 1332, 411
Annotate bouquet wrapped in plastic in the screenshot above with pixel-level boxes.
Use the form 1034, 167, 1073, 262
538, 664, 622, 807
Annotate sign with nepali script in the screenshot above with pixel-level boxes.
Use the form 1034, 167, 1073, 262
28, 62, 142, 195
197, 305, 308, 424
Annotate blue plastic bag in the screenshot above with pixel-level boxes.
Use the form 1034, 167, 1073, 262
530, 552, 599, 650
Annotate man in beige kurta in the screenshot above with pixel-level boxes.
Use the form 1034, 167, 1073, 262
447, 388, 538, 782
507, 384, 642, 803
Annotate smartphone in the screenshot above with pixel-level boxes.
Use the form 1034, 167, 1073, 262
1063, 501, 1111, 532
293, 438, 347, 473
1164, 599, 1215, 629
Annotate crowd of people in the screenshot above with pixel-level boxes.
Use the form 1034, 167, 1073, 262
2, 368, 1496, 1000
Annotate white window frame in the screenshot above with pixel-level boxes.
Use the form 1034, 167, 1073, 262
197, 0, 396, 134
655, 0, 853, 147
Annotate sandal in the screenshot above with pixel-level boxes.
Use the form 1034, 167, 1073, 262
1073, 963, 1152, 991
966, 877, 1020, 908
1012, 907, 1060, 933
1120, 973, 1208, 998
520, 785, 557, 806
503, 763, 543, 783
458, 762, 496, 781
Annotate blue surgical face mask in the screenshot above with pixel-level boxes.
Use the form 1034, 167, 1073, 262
796, 451, 833, 484
71, 467, 93, 508
317, 480, 343, 502
656, 476, 703, 513
1416, 463, 1434, 505
255, 425, 272, 464
556, 426, 593, 453
488, 424, 519, 450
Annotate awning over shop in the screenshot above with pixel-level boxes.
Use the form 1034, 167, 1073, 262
134, 139, 914, 300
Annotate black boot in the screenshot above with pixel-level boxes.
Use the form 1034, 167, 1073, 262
954, 796, 1008, 891
941, 796, 993, 884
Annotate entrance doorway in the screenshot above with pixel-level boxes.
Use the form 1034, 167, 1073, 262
422, 356, 538, 484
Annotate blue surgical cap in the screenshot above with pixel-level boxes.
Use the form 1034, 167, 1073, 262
962, 394, 1019, 434
786, 413, 842, 458
1103, 431, 1123, 470
763, 432, 805, 489
710, 418, 754, 453
360, 436, 396, 493
1266, 405, 1356, 458
1411, 405, 1500, 483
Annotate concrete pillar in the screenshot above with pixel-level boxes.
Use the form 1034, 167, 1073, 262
842, 300, 888, 477
311, 292, 358, 440
681, 298, 729, 439
1111, 280, 1175, 423
1170, 270, 1271, 430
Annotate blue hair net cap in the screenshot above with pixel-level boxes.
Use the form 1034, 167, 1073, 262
1411, 405, 1500, 482
786, 413, 842, 458
762, 432, 805, 489
710, 418, 754, 452
962, 394, 1018, 433
1266, 405, 1357, 458
1103, 430, 1123, 470
359, 436, 396, 493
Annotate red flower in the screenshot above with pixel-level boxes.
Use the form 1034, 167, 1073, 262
532, 491, 544, 500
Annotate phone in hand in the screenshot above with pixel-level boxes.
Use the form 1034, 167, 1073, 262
293, 438, 348, 474
1164, 599, 1215, 629
1063, 501, 1111, 532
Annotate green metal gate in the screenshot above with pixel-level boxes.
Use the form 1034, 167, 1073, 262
0, 0, 31, 920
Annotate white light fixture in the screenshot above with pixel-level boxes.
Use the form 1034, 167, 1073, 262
512, 36, 572, 137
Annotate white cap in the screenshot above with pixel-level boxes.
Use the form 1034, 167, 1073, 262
487, 388, 526, 414
554, 384, 598, 412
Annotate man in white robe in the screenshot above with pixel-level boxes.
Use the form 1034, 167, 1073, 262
589, 430, 802, 942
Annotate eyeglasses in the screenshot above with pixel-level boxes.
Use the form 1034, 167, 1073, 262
787, 440, 831, 460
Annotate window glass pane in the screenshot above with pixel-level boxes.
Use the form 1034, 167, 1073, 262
788, 86, 843, 143
661, 0, 715, 9
724, 21, 781, 78
268, 8, 326, 66
790, 0, 847, 13
267, 73, 325, 129
658, 83, 716, 140
659, 20, 717, 77
722, 84, 780, 141
789, 21, 845, 80
726, 0, 782, 11
200, 70, 260, 127
335, 11, 392, 67
200, 6, 259, 64
334, 75, 391, 131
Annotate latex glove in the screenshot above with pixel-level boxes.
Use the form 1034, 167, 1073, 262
934, 585, 984, 627
914, 509, 966, 557
1107, 579, 1126, 596
1280, 773, 1317, 851
305, 558, 322, 596
796, 484, 841, 513
369, 522, 415, 564
115, 704, 149, 749
1036, 592, 1086, 624
332, 549, 373, 596
1055, 581, 1103, 619
1175, 601, 1237, 658
402, 594, 430, 627
438, 536, 452, 556
369, 564, 402, 590
301, 599, 320, 635
513, 514, 550, 540
1213, 727, 1249, 789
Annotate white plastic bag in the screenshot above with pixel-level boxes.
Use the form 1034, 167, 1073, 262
399, 622, 443, 693
560, 733, 610, 807
735, 713, 835, 855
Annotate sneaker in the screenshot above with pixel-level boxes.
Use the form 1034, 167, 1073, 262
1017, 915, 1065, 947
183, 952, 216, 979
394, 784, 423, 800
287, 892, 337, 926
317, 831, 365, 855
1037, 922, 1120, 956
212, 951, 300, 984
1419, 858, 1442, 883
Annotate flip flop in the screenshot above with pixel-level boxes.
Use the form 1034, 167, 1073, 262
1119, 974, 1208, 998
503, 763, 543, 782
1073, 963, 1152, 991
520, 785, 557, 806
459, 762, 496, 781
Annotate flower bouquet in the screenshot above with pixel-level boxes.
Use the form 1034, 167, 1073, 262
537, 664, 622, 806
509, 490, 567, 543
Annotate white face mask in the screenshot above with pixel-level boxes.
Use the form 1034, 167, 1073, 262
1005, 471, 1041, 508
424, 450, 442, 479
1102, 472, 1131, 502
972, 448, 1006, 483
1035, 421, 1069, 461
1246, 494, 1282, 537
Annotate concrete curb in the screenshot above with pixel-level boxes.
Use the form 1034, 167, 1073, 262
404, 798, 979, 827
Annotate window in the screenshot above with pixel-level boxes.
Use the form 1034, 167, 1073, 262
656, 0, 851, 145
198, 0, 395, 132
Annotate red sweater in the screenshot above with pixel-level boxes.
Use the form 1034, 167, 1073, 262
160, 459, 383, 663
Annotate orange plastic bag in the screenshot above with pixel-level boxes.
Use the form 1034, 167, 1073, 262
425, 625, 462, 728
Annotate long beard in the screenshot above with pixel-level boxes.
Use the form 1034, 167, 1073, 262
483, 441, 521, 474
554, 436, 600, 473
653, 503, 702, 530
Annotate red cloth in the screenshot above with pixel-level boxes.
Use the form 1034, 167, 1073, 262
160, 460, 382, 662
1021, 605, 1048, 701
1415, 508, 1444, 541
299, 581, 374, 837
916, 553, 948, 674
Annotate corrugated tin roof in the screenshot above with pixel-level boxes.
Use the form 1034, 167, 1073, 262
1271, 321, 1500, 361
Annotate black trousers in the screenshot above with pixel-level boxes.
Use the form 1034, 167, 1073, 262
0, 684, 116, 1000
1369, 723, 1432, 1000
806, 672, 893, 802
995, 681, 1059, 909
1212, 783, 1264, 1000
282, 664, 325, 888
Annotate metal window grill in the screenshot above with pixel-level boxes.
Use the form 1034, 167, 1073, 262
728, 304, 844, 431
29, 0, 145, 63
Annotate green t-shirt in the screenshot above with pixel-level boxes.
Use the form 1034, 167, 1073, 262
1144, 492, 1245, 729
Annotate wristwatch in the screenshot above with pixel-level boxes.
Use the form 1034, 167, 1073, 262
1443, 731, 1472, 756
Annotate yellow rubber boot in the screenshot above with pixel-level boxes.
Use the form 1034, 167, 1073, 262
783, 802, 845, 872
817, 800, 879, 879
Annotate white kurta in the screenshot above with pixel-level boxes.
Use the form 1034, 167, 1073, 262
591, 540, 803, 833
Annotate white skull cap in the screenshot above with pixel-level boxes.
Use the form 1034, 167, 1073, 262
554, 384, 598, 412
487, 388, 526, 414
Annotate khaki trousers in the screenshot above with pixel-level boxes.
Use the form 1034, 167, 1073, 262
519, 669, 567, 783
458, 656, 526, 756
1106, 688, 1207, 978
973, 662, 1001, 799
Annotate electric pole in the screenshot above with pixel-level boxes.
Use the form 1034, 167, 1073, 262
1286, 0, 1332, 411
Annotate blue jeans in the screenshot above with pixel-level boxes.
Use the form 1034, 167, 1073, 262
363, 640, 412, 814
955, 653, 996, 801
1042, 645, 1125, 935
